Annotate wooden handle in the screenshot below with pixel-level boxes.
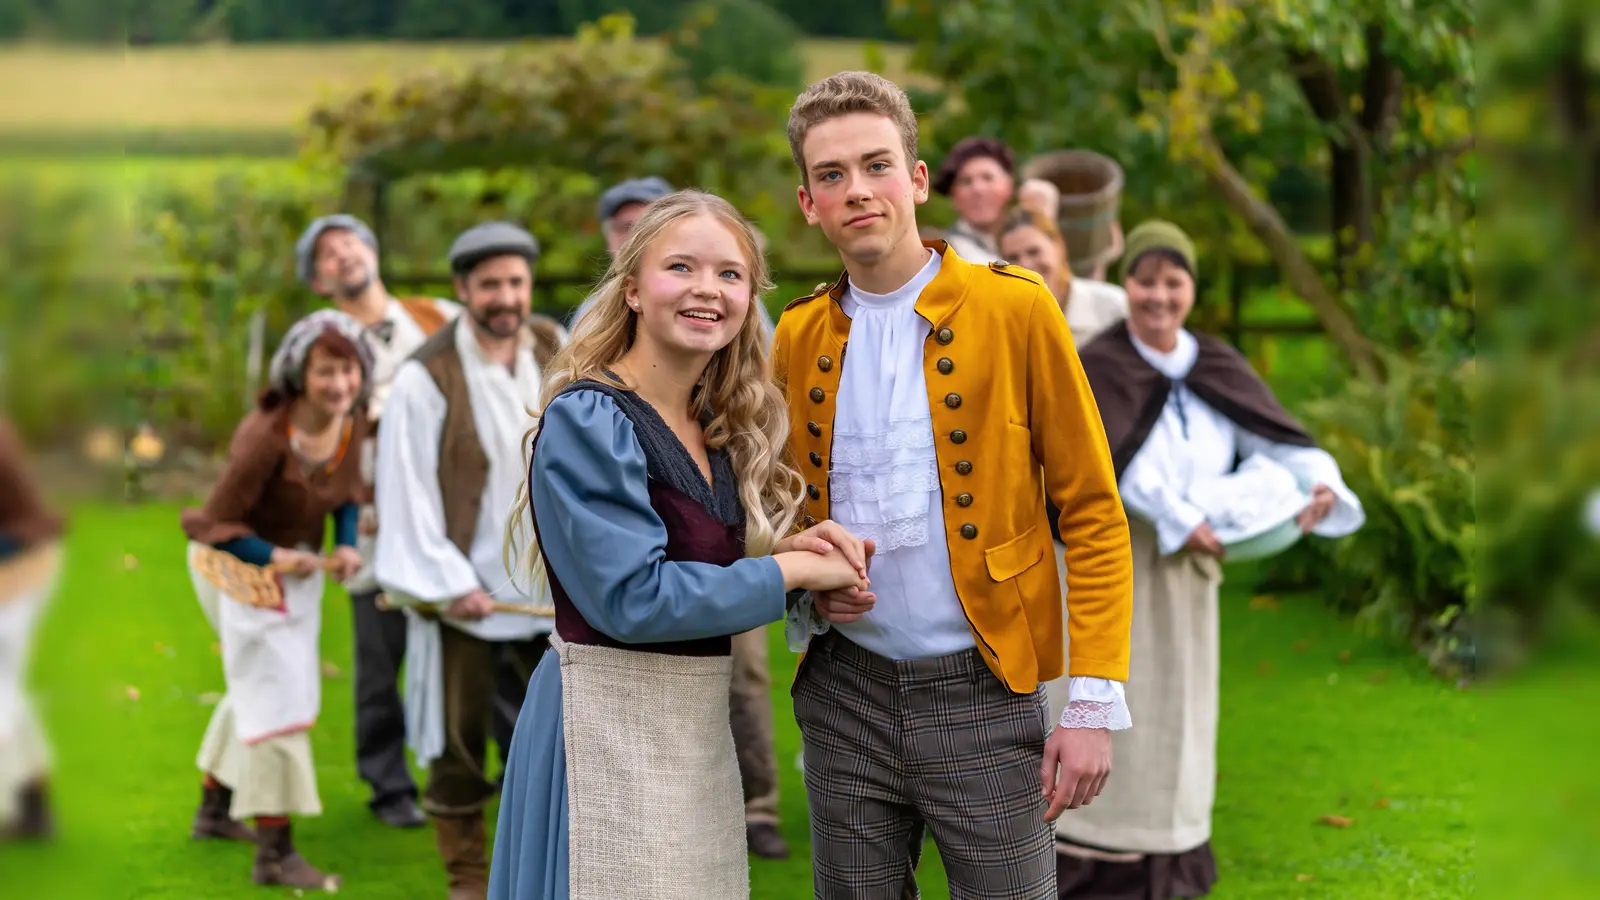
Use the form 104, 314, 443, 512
374, 593, 553, 617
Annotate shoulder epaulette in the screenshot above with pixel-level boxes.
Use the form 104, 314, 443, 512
784, 281, 836, 312
985, 259, 1046, 286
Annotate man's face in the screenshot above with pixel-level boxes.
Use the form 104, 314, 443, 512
311, 228, 378, 299
455, 254, 533, 339
603, 202, 650, 257
796, 112, 928, 266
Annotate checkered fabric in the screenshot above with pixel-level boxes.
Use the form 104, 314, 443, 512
793, 631, 1056, 899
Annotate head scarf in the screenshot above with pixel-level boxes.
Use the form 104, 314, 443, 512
1119, 220, 1198, 282
266, 309, 374, 402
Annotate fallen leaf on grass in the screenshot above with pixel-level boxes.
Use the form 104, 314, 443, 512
1293, 640, 1309, 653
1296, 874, 1316, 883
125, 686, 142, 702
1373, 798, 1390, 809
1258, 661, 1277, 677
1338, 650, 1352, 663
198, 692, 222, 706
1249, 595, 1281, 611
124, 554, 140, 571
1318, 815, 1355, 828
321, 661, 342, 680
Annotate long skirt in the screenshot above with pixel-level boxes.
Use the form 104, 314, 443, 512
1044, 521, 1222, 898
187, 542, 325, 819
489, 633, 749, 900
0, 541, 61, 826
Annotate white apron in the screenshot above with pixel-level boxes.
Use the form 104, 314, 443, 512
555, 634, 748, 900
0, 541, 62, 821
1048, 521, 1223, 854
186, 542, 325, 744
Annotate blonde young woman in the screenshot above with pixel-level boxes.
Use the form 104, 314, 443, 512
488, 191, 871, 900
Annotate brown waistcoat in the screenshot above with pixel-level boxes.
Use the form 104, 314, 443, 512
410, 315, 564, 557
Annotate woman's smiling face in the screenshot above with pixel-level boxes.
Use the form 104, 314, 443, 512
1123, 253, 1195, 348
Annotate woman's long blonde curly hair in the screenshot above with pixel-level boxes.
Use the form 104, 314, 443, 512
503, 190, 804, 602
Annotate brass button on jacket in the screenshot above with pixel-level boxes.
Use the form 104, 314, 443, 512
936, 357, 954, 375
950, 429, 967, 444
960, 524, 978, 540
944, 393, 962, 409
936, 327, 954, 345
809, 452, 822, 467
817, 356, 833, 372
809, 387, 825, 403
806, 484, 821, 500
807, 422, 822, 437
955, 492, 973, 507
956, 460, 973, 476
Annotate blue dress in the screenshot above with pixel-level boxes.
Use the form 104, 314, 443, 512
487, 384, 788, 900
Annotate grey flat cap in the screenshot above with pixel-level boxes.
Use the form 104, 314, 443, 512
597, 176, 674, 223
295, 214, 377, 285
448, 221, 541, 275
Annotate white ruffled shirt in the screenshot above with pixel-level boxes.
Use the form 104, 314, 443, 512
812, 248, 1129, 730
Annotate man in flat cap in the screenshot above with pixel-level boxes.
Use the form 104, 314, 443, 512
296, 213, 461, 830
373, 222, 567, 899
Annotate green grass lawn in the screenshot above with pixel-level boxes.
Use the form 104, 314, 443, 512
1, 503, 1472, 898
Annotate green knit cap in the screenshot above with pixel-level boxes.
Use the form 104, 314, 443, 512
1119, 220, 1197, 281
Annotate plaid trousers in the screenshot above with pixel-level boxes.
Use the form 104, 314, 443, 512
793, 631, 1056, 899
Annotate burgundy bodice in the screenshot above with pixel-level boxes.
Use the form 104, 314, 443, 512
529, 381, 748, 657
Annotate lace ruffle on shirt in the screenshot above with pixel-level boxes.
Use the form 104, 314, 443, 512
829, 416, 940, 553
1058, 699, 1134, 731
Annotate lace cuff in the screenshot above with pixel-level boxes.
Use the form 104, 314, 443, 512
784, 591, 831, 652
1058, 698, 1133, 731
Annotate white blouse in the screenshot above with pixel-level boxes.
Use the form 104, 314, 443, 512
1118, 330, 1365, 554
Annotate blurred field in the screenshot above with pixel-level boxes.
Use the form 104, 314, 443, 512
0, 503, 1473, 898
0, 40, 918, 135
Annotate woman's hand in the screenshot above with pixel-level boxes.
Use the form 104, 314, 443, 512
775, 548, 870, 596
270, 547, 323, 577
775, 520, 871, 581
1183, 523, 1226, 559
1296, 485, 1336, 533
328, 546, 363, 582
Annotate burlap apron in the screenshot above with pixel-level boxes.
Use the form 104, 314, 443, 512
554, 633, 748, 900
187, 542, 325, 744
1047, 520, 1222, 854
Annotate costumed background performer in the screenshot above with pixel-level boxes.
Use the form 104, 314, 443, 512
179, 309, 374, 891
1051, 221, 1365, 899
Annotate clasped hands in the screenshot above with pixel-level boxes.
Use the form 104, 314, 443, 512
775, 520, 878, 624
269, 545, 363, 582
1183, 483, 1337, 559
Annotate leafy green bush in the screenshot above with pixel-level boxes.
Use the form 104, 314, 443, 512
666, 0, 807, 93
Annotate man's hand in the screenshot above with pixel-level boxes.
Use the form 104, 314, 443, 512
810, 539, 877, 623
328, 546, 362, 582
270, 547, 323, 577
1040, 725, 1112, 820
445, 588, 496, 621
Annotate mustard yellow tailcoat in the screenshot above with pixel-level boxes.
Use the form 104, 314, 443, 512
772, 242, 1134, 692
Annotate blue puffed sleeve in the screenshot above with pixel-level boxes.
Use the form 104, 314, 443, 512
530, 389, 787, 643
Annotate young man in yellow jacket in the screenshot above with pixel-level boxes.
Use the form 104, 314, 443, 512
775, 71, 1136, 899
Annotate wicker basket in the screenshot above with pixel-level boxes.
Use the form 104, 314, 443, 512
1021, 150, 1125, 270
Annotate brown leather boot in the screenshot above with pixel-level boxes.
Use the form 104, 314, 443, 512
190, 780, 256, 842
251, 820, 342, 891
433, 813, 488, 900
746, 822, 790, 860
